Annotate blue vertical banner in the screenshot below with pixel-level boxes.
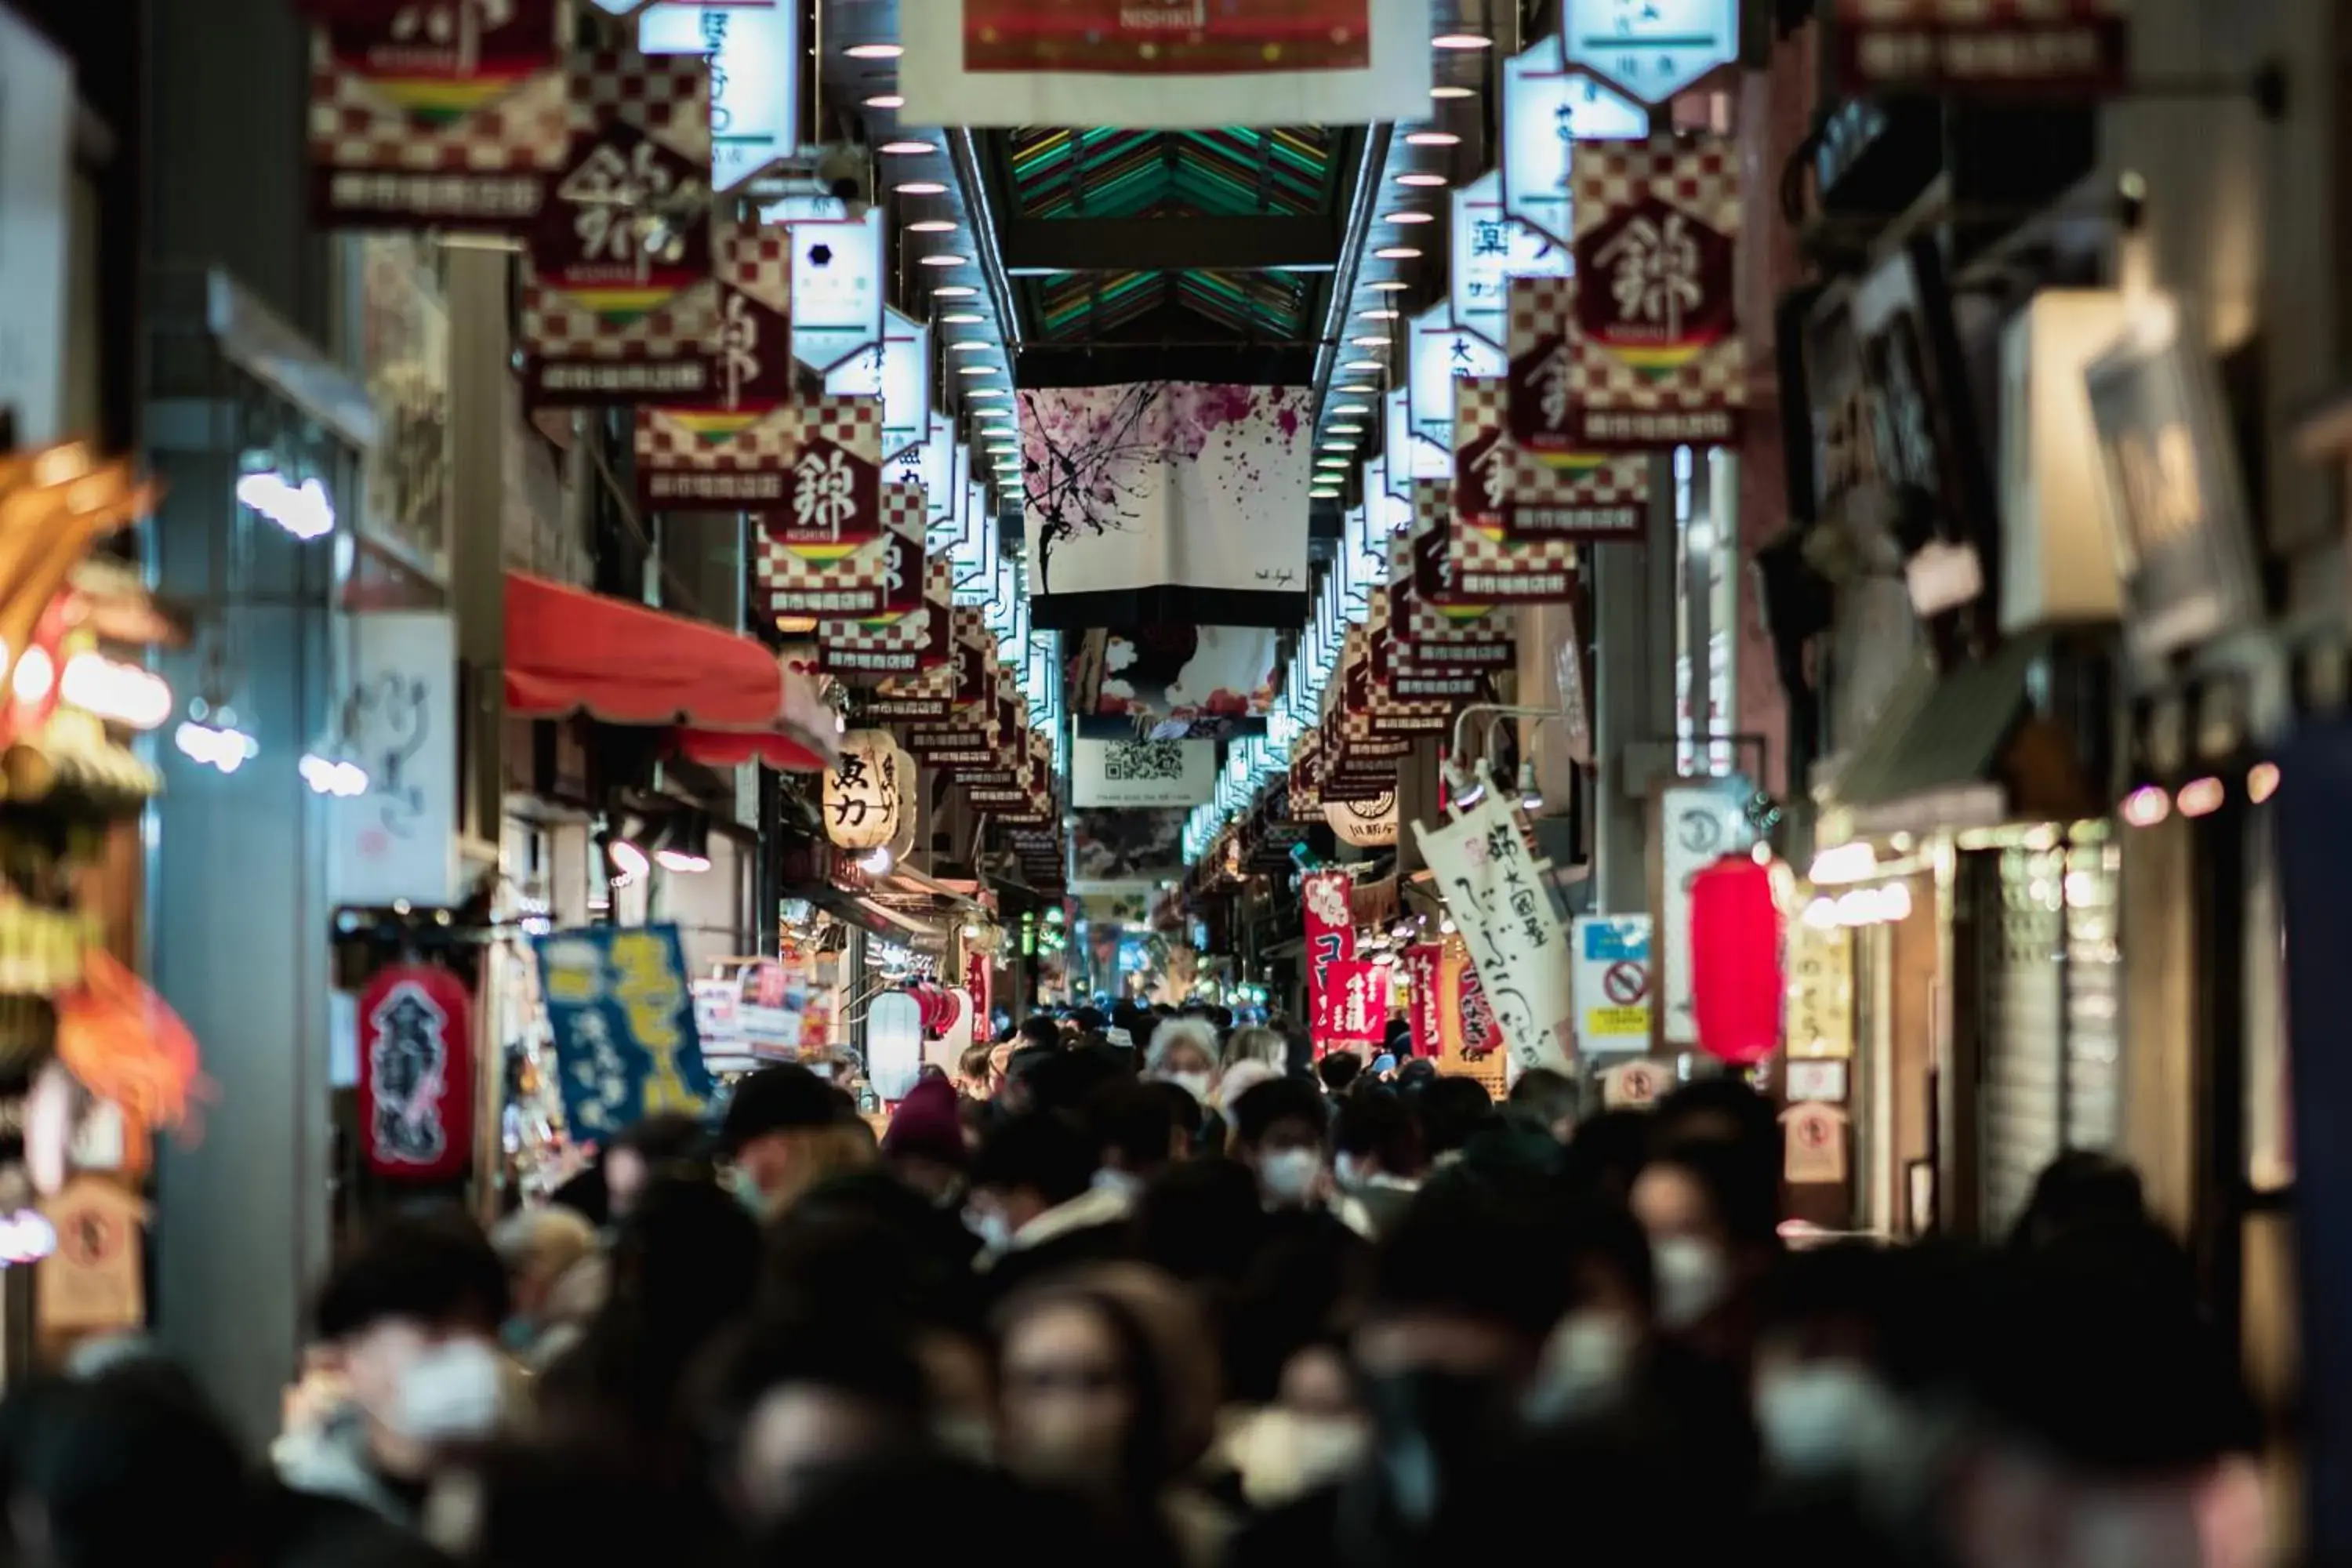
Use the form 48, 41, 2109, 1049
535, 924, 715, 1142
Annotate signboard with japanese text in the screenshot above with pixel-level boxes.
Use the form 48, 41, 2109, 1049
690, 977, 760, 1076
331, 612, 459, 909
789, 208, 887, 374
1573, 915, 1653, 1052
1319, 960, 1392, 1054
1403, 489, 1493, 618
1501, 38, 1648, 250
1409, 303, 1508, 454
632, 220, 793, 505
1413, 791, 1575, 1073
1451, 171, 1567, 351
1561, 0, 1740, 107
757, 483, 924, 622
1434, 465, 1579, 605
1457, 372, 1646, 546
1436, 935, 1508, 1064
1785, 922, 1857, 1060
823, 556, 955, 682
1403, 943, 1444, 1058
308, 0, 568, 231
759, 397, 887, 560
535, 924, 717, 1141
1657, 780, 1755, 1047
521, 50, 716, 407
824, 306, 933, 460
1834, 0, 2129, 97
1504, 278, 1660, 543
1303, 871, 1357, 1051
1568, 136, 1745, 448
637, 2, 798, 191
356, 962, 474, 1182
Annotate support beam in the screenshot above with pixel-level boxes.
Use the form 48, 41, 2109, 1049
999, 215, 1339, 274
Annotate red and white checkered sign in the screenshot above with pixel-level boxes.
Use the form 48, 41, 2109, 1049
757, 485, 926, 622
521, 50, 716, 407
1835, 0, 2128, 93
822, 555, 953, 683
1388, 534, 1515, 662
307, 0, 568, 231
1569, 136, 1745, 449
1457, 373, 1645, 557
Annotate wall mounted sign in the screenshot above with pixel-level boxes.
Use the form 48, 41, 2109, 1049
825, 306, 932, 460
637, 2, 799, 191
1834, 0, 2129, 97
1656, 779, 1754, 1047
1783, 1101, 1851, 1185
1072, 736, 1217, 808
789, 207, 886, 375
1501, 38, 1649, 251
1451, 170, 1567, 351
331, 611, 459, 909
1459, 369, 1647, 543
632, 220, 796, 506
357, 961, 475, 1183
1560, 0, 1740, 107
1409, 303, 1508, 453
1572, 914, 1653, 1052
1785, 921, 1857, 1060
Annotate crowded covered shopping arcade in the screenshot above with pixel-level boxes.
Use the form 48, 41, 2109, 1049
2, 0, 2350, 1562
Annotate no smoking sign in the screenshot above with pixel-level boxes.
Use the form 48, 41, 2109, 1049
1602, 960, 1648, 1006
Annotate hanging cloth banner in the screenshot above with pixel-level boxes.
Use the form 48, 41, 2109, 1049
306, 0, 568, 233
1319, 960, 1392, 1056
1412, 791, 1576, 1073
634, 222, 797, 509
758, 483, 924, 622
356, 960, 476, 1183
1403, 942, 1444, 1058
1018, 382, 1315, 629
899, 0, 1432, 130
1474, 343, 1650, 543
1567, 134, 1745, 449
1066, 626, 1279, 739
521, 50, 717, 408
821, 555, 953, 683
1437, 935, 1509, 1062
1302, 871, 1356, 1051
535, 924, 717, 1142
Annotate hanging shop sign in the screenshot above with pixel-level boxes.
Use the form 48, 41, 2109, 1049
356, 961, 475, 1182
900, 0, 1430, 131
38, 1178, 147, 1335
1303, 870, 1356, 1047
789, 207, 886, 375
896, 423, 960, 539
1409, 304, 1508, 455
758, 482, 924, 622
1457, 369, 1642, 546
1385, 386, 1450, 494
1833, 0, 2129, 97
521, 50, 717, 406
1452, 171, 1567, 352
637, 2, 799, 192
1421, 477, 1577, 605
1325, 790, 1399, 848
535, 923, 717, 1139
823, 729, 909, 851
1571, 914, 1652, 1053
0, 9, 71, 443
1500, 38, 1648, 251
1071, 736, 1217, 808
1319, 960, 1392, 1055
307, 0, 568, 231
824, 307, 933, 460
1786, 921, 1857, 1060
690, 976, 760, 1076
866, 991, 924, 1103
1413, 791, 1575, 1073
1436, 935, 1508, 1062
824, 555, 955, 682
329, 610, 459, 909
1568, 136, 1745, 448
630, 220, 794, 506
1402, 943, 1443, 1057
1560, 0, 1740, 107
1657, 779, 1754, 1047
755, 397, 886, 560
2083, 292, 2264, 671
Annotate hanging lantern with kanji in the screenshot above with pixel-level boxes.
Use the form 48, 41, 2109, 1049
822, 729, 904, 851
1689, 855, 1784, 1067
1324, 790, 1399, 848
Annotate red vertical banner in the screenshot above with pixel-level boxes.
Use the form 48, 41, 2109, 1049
1323, 960, 1392, 1053
1403, 943, 1443, 1058
357, 962, 476, 1182
1301, 870, 1356, 1056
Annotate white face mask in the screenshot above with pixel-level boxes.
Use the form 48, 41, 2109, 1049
964, 1206, 1012, 1252
1168, 1071, 1213, 1105
1754, 1362, 1906, 1478
1092, 1168, 1144, 1201
390, 1338, 506, 1444
1231, 1409, 1368, 1507
1650, 1236, 1730, 1330
1258, 1148, 1323, 1205
1334, 1152, 1370, 1190
1526, 1311, 1637, 1423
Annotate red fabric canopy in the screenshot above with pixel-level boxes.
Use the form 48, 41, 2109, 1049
505, 572, 782, 729
671, 727, 830, 772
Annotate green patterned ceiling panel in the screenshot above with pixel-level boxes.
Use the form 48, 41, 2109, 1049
1007, 126, 1335, 220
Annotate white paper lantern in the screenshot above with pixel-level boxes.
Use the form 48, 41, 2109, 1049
1326, 791, 1399, 848
824, 729, 904, 851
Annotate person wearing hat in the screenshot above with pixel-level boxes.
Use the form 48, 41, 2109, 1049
720, 1064, 876, 1221
882, 1075, 971, 1207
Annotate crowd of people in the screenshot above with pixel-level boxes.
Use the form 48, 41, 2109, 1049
0, 1001, 2273, 1568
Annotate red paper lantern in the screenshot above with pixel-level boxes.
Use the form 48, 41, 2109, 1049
1689, 856, 1784, 1067
356, 962, 475, 1182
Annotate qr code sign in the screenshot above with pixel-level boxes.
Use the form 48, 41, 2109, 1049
1105, 741, 1184, 781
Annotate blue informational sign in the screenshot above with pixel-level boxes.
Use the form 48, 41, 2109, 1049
1581, 916, 1651, 964
535, 923, 716, 1140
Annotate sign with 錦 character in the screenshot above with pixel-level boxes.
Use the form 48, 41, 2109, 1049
1499, 282, 1654, 537
1413, 791, 1574, 1073
521, 49, 716, 406
634, 221, 797, 508
535, 924, 716, 1141
757, 483, 924, 622
307, 0, 569, 232
1569, 136, 1744, 449
356, 960, 477, 1182
822, 555, 953, 683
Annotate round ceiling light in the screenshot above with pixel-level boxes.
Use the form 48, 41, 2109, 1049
948, 339, 994, 352
906, 218, 957, 233
1395, 172, 1448, 188
932, 285, 978, 297
1357, 307, 1400, 321
1374, 245, 1423, 260
968, 387, 1010, 399
1310, 487, 1342, 499
1335, 383, 1377, 395
1332, 403, 1373, 415
1351, 334, 1388, 347
1369, 279, 1411, 292
846, 42, 904, 60
880, 140, 936, 156
1342, 358, 1384, 372
1405, 129, 1461, 147
864, 93, 906, 110
939, 310, 983, 323
919, 253, 968, 267
956, 362, 997, 375
1430, 84, 1475, 99
894, 181, 949, 197
1381, 209, 1436, 225
1432, 32, 1492, 49
975, 408, 1014, 421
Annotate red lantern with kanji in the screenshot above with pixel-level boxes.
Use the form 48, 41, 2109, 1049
356, 962, 475, 1182
1689, 855, 1784, 1067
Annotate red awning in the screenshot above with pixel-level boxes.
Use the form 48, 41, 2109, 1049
505, 572, 782, 730
671, 727, 830, 772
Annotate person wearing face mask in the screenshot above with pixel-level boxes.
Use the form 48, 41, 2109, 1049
967, 1110, 1137, 1307
718, 1062, 877, 1220
1087, 1079, 1185, 1204
1227, 1077, 1374, 1239
1629, 1137, 1784, 1364
1144, 1018, 1221, 1111
274, 1211, 521, 1541
487, 1206, 597, 1370
1330, 1092, 1427, 1239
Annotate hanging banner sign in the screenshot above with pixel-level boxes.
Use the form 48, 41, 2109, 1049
521, 49, 717, 406
1422, 477, 1576, 605
1452, 170, 1567, 351
1785, 921, 1857, 1060
535, 924, 717, 1140
1302, 870, 1357, 1049
1436, 935, 1508, 1062
1833, 0, 2129, 96
330, 611, 460, 910
1324, 791, 1399, 848
1459, 371, 1645, 545
825, 556, 955, 682
1403, 942, 1444, 1058
1560, 0, 1739, 107
356, 961, 476, 1182
1501, 38, 1648, 250
757, 484, 924, 621
307, 0, 568, 231
1413, 792, 1575, 1073
1319, 960, 1392, 1055
825, 306, 933, 460
1657, 779, 1755, 1047
762, 396, 886, 559
789, 208, 887, 374
1569, 136, 1745, 449
1571, 914, 1653, 1052
632, 220, 793, 506
1409, 304, 1508, 454
637, 2, 799, 191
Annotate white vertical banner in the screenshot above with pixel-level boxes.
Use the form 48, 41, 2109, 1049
0, 8, 73, 443
1413, 791, 1576, 1073
332, 612, 460, 909
637, 2, 799, 193
1657, 779, 1755, 1047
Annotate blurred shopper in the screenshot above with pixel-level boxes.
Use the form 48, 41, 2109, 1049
1145, 1018, 1221, 1107
1503, 1068, 1581, 1144
2008, 1149, 2149, 1252
1225, 1077, 1371, 1238
1631, 1138, 1784, 1362
968, 1110, 1134, 1302
1330, 1092, 1425, 1239
881, 1074, 971, 1206
1316, 1051, 1363, 1097
719, 1063, 875, 1220
487, 1207, 598, 1371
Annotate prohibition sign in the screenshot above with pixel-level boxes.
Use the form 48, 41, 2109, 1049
1602, 961, 1649, 1006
